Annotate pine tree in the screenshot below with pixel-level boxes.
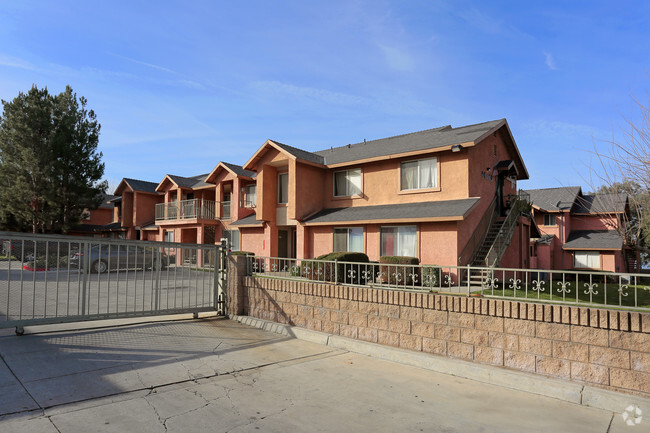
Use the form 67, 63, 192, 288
0, 85, 107, 233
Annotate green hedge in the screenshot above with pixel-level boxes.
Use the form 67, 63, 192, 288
302, 252, 370, 284
379, 256, 420, 285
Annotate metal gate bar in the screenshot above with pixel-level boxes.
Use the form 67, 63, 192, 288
0, 232, 226, 333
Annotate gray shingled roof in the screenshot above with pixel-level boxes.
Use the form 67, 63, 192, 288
99, 194, 117, 209
522, 187, 582, 212
229, 213, 263, 227
270, 140, 325, 165
314, 119, 504, 166
572, 193, 628, 214
221, 162, 256, 179
123, 178, 159, 193
562, 230, 623, 250
167, 173, 211, 189
302, 198, 480, 225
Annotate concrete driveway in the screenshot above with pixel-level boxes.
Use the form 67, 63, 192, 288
0, 316, 642, 433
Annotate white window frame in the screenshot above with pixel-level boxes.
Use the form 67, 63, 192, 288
224, 229, 240, 251
278, 173, 288, 204
400, 157, 438, 191
333, 227, 364, 253
164, 230, 174, 243
380, 225, 418, 257
244, 184, 256, 208
333, 169, 362, 197
543, 214, 557, 226
574, 251, 600, 269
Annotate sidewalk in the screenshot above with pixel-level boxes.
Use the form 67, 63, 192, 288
0, 316, 645, 432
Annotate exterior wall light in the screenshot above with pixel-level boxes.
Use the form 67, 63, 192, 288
451, 144, 461, 152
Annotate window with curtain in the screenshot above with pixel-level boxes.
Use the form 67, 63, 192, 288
278, 173, 288, 204
380, 226, 417, 257
164, 230, 174, 242
574, 251, 600, 269
333, 227, 363, 252
333, 169, 362, 197
400, 158, 437, 190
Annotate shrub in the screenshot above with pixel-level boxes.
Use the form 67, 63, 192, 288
302, 252, 370, 284
379, 256, 420, 285
421, 266, 442, 289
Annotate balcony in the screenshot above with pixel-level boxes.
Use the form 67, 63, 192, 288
155, 199, 231, 222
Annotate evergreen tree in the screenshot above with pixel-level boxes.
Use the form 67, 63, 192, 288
0, 85, 107, 233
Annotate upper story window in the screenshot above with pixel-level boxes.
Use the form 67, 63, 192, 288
400, 157, 437, 191
543, 214, 557, 226
334, 169, 361, 197
244, 184, 256, 208
278, 173, 288, 204
333, 227, 363, 253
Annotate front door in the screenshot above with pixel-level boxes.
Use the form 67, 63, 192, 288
278, 230, 289, 258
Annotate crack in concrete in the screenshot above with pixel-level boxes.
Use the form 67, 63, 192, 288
605, 413, 615, 433
47, 416, 62, 433
143, 393, 168, 432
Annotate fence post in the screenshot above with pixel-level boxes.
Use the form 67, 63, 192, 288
466, 264, 471, 296
334, 259, 338, 283
82, 242, 90, 316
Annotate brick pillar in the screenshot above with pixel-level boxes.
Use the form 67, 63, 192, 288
226, 254, 248, 315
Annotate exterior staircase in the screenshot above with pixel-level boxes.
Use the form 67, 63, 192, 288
462, 191, 531, 291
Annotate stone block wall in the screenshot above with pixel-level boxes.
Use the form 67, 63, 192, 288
238, 273, 650, 397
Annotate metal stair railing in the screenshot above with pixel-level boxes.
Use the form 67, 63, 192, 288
458, 196, 497, 266
483, 191, 530, 267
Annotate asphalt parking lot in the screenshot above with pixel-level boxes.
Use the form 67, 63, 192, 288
0, 316, 643, 433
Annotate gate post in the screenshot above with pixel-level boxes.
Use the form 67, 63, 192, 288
214, 239, 227, 314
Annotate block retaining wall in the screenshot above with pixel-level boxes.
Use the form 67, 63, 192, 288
239, 274, 650, 397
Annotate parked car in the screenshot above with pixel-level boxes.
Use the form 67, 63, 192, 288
2, 238, 77, 262
69, 244, 169, 273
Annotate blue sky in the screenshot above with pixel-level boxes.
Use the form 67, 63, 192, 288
1, 1, 649, 192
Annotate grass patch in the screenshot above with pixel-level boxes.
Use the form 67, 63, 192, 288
478, 280, 650, 308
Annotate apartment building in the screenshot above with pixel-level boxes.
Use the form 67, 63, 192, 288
228, 118, 532, 268
524, 186, 637, 272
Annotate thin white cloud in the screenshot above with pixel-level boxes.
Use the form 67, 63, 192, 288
0, 54, 36, 71
249, 81, 370, 106
378, 44, 415, 72
112, 54, 177, 75
544, 51, 558, 70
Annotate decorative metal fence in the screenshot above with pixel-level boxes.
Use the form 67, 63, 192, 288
248, 255, 650, 311
0, 232, 226, 332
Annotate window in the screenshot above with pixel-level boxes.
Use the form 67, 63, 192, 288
400, 158, 437, 190
574, 251, 600, 269
244, 184, 256, 207
333, 169, 362, 197
278, 173, 288, 204
224, 229, 240, 251
333, 227, 363, 253
164, 230, 174, 243
543, 214, 557, 226
380, 226, 417, 257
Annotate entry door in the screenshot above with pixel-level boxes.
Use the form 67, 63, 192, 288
278, 230, 289, 258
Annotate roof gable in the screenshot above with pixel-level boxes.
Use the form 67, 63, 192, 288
243, 139, 325, 171
156, 173, 211, 192
523, 186, 582, 212
206, 162, 256, 184
114, 178, 160, 195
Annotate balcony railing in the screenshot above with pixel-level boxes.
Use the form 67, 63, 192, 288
155, 199, 231, 221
